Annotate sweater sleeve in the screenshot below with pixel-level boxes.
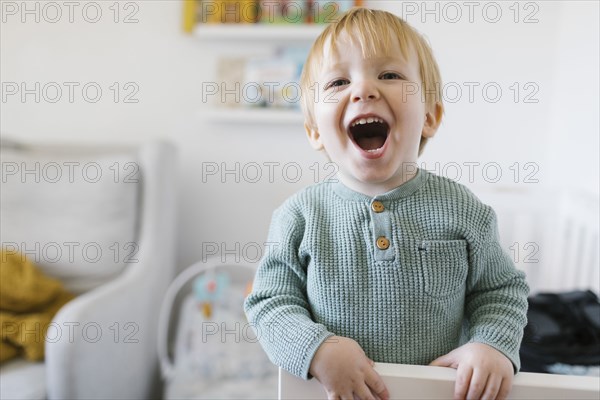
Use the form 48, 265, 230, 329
465, 206, 530, 372
243, 206, 334, 379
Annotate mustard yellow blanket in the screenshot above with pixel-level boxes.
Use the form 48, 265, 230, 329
0, 251, 74, 363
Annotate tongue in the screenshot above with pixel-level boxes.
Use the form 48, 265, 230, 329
356, 135, 386, 151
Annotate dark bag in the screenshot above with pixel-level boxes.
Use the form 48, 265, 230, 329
520, 290, 600, 373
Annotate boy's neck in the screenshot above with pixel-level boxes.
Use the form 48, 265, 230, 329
336, 169, 420, 198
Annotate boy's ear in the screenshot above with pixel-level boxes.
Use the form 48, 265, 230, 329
305, 122, 324, 151
422, 102, 443, 138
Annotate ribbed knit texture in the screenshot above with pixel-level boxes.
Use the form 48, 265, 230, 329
244, 169, 529, 379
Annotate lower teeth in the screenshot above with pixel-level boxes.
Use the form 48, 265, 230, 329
366, 148, 380, 153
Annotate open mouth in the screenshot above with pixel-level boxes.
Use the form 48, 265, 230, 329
348, 116, 390, 152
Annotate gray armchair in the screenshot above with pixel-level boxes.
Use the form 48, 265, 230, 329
0, 139, 178, 399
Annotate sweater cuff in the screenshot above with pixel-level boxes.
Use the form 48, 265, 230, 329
301, 331, 335, 380
468, 330, 521, 373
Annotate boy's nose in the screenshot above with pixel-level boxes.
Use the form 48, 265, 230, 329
351, 80, 380, 103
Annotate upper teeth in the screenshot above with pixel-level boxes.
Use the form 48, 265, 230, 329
351, 117, 384, 127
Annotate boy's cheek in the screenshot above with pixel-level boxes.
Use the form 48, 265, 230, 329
315, 97, 341, 109
400, 82, 422, 98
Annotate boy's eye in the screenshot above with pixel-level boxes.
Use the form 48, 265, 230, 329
380, 72, 402, 80
325, 79, 350, 90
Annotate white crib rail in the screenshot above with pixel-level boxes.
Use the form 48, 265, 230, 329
279, 364, 600, 400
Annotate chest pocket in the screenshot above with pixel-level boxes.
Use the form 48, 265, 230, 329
419, 240, 469, 298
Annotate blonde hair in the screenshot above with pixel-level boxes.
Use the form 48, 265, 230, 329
299, 7, 443, 154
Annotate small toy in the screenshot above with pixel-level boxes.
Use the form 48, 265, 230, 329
193, 272, 229, 318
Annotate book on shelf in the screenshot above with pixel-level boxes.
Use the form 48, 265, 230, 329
214, 46, 308, 111
183, 0, 364, 32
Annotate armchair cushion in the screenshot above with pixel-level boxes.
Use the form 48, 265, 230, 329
1, 144, 140, 294
0, 139, 177, 400
0, 360, 45, 400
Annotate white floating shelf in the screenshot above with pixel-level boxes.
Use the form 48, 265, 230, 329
204, 107, 304, 124
193, 24, 324, 41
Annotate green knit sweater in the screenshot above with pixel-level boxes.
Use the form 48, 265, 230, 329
244, 169, 529, 380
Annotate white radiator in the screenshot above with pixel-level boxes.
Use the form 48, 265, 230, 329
473, 187, 599, 295
279, 363, 600, 400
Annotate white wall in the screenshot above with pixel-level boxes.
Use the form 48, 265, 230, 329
1, 0, 598, 271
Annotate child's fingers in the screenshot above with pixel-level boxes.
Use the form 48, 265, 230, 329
364, 368, 390, 400
429, 352, 454, 368
326, 389, 350, 400
339, 391, 354, 400
325, 390, 338, 400
453, 365, 473, 400
353, 384, 377, 400
496, 376, 513, 400
480, 374, 502, 400
369, 389, 383, 400
465, 369, 489, 400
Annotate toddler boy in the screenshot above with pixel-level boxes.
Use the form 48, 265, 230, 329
244, 7, 529, 400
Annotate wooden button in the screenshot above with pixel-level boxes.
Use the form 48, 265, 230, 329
376, 236, 390, 250
371, 200, 385, 213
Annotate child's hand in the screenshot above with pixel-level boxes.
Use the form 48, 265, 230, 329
309, 336, 389, 400
429, 342, 514, 400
